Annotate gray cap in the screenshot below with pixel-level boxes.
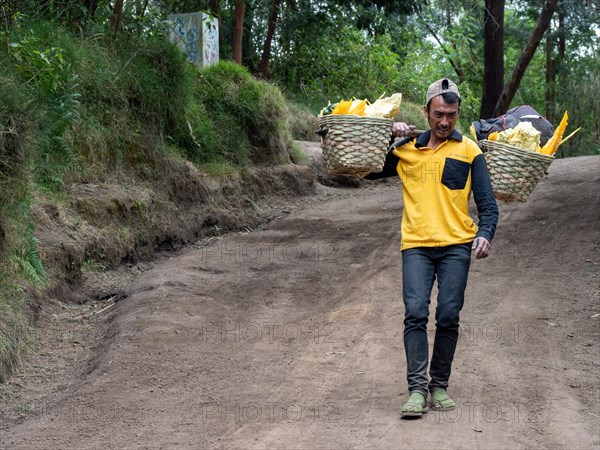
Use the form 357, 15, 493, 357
426, 78, 460, 104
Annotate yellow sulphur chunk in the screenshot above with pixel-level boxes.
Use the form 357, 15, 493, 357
497, 121, 540, 152
332, 99, 353, 115
540, 111, 568, 155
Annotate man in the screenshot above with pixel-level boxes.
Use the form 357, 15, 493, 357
366, 79, 499, 417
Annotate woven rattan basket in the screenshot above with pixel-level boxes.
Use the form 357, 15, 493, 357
316, 115, 393, 177
481, 140, 554, 202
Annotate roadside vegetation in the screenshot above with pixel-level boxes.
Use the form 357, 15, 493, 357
0, 13, 301, 380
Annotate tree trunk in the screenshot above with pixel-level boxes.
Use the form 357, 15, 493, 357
547, 8, 565, 122
494, 0, 558, 116
137, 0, 149, 19
83, 0, 98, 15
259, 0, 281, 79
242, 1, 256, 72
481, 0, 505, 119
110, 0, 124, 35
557, 10, 565, 61
232, 0, 245, 64
545, 27, 554, 120
209, 0, 221, 17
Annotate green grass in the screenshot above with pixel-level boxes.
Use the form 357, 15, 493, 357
0, 279, 29, 382
287, 101, 318, 141
0, 58, 40, 381
190, 61, 295, 164
197, 161, 238, 177
0, 19, 302, 380
395, 101, 428, 130
290, 143, 310, 163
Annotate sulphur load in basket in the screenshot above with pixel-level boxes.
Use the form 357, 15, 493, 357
496, 122, 540, 152
315, 93, 403, 178
486, 111, 581, 156
318, 93, 402, 119
481, 111, 581, 202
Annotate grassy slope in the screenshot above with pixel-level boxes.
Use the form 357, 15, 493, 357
0, 21, 308, 381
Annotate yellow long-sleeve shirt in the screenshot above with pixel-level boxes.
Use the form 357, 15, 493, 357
367, 130, 499, 249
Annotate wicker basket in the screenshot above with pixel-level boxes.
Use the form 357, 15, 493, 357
316, 115, 393, 177
481, 140, 554, 202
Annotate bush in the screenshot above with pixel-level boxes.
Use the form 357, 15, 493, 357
275, 26, 403, 106
394, 101, 427, 130
186, 61, 295, 164
122, 37, 193, 134
555, 71, 600, 157
0, 19, 302, 380
287, 102, 318, 141
0, 61, 41, 382
4, 21, 81, 191
0, 62, 37, 271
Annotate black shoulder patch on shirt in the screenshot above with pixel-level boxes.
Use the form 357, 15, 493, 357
442, 157, 471, 190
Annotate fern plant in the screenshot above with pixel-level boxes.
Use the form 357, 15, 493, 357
10, 236, 46, 288
7, 31, 81, 192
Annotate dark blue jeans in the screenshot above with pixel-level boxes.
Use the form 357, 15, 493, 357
401, 243, 472, 396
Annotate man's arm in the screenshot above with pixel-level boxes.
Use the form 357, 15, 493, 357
471, 153, 499, 244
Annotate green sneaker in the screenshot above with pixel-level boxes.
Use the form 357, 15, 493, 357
401, 391, 428, 417
430, 388, 456, 411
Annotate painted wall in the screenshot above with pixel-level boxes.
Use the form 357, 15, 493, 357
167, 12, 219, 68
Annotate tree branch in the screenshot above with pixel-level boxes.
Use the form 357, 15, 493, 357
417, 13, 465, 83
494, 0, 558, 116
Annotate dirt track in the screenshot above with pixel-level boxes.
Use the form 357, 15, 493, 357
1, 144, 599, 449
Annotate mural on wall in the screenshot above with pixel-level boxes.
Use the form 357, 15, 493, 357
167, 12, 219, 68
203, 16, 219, 66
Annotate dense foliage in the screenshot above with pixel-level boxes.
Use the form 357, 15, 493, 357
5, 1, 597, 152
0, 11, 296, 379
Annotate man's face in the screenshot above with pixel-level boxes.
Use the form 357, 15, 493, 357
424, 95, 460, 141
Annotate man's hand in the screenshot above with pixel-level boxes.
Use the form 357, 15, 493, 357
392, 122, 416, 138
472, 237, 491, 259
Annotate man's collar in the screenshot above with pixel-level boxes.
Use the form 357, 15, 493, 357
415, 131, 430, 148
415, 129, 463, 148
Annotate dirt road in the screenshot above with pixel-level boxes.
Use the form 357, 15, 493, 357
1, 146, 599, 449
